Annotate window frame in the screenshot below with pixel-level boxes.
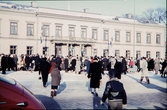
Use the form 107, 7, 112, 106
126, 31, 131, 42
115, 31, 120, 42
136, 32, 141, 43
27, 24, 34, 36
146, 33, 151, 43
103, 30, 109, 41
69, 27, 75, 37
26, 46, 33, 55
55, 26, 62, 37
156, 34, 161, 44
81, 28, 87, 38
10, 22, 18, 35
42, 25, 49, 37
92, 29, 97, 40
10, 45, 17, 54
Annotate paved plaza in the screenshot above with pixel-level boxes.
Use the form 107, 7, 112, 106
1, 69, 167, 109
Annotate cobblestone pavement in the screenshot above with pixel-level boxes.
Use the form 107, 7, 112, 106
1, 69, 167, 110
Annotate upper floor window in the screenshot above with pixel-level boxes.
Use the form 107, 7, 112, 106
136, 33, 141, 43
156, 34, 160, 44
81, 28, 87, 38
56, 26, 62, 37
92, 29, 97, 39
42, 25, 49, 37
10, 45, 17, 54
115, 31, 120, 42
103, 30, 109, 41
10, 22, 17, 35
126, 32, 131, 42
27, 46, 33, 55
69, 27, 75, 37
27, 24, 34, 36
146, 33, 151, 43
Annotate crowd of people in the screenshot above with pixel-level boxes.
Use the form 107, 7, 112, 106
0, 53, 167, 109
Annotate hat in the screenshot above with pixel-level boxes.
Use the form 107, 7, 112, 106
108, 69, 118, 78
94, 57, 98, 61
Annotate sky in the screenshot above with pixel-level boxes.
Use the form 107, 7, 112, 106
9, 0, 166, 17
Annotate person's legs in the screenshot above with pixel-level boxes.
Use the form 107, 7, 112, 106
145, 76, 150, 84
138, 76, 144, 83
95, 88, 99, 96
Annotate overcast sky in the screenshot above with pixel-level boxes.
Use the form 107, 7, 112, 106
10, 0, 166, 16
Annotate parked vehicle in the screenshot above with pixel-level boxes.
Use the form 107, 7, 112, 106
0, 74, 46, 110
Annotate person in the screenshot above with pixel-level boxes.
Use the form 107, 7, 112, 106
75, 56, 81, 74
40, 57, 51, 87
50, 63, 61, 98
154, 57, 160, 75
138, 57, 150, 84
114, 56, 122, 79
1, 53, 7, 74
87, 57, 102, 96
100, 69, 127, 110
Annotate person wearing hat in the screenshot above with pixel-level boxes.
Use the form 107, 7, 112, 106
101, 60, 127, 110
87, 56, 102, 96
50, 63, 61, 98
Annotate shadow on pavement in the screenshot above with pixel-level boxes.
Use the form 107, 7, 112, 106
137, 103, 167, 109
0, 70, 16, 75
57, 82, 66, 94
126, 74, 167, 93
86, 80, 91, 92
148, 74, 167, 83
35, 95, 61, 109
93, 96, 107, 109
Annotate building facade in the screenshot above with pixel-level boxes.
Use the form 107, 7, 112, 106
0, 2, 166, 58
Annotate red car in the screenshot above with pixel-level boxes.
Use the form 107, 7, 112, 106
0, 74, 46, 110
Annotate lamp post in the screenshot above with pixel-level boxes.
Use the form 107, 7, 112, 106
133, 0, 136, 58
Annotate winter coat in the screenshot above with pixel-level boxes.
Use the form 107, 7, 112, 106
140, 59, 148, 77
75, 60, 81, 72
51, 68, 61, 86
88, 61, 102, 88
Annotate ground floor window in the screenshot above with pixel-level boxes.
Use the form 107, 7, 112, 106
126, 50, 130, 59
94, 49, 97, 56
43, 47, 49, 55
146, 51, 151, 58
136, 51, 141, 59
115, 50, 120, 57
27, 46, 33, 55
156, 51, 160, 58
103, 49, 108, 57
10, 45, 17, 54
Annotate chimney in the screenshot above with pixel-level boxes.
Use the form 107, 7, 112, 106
31, 1, 37, 7
84, 8, 89, 13
126, 13, 131, 19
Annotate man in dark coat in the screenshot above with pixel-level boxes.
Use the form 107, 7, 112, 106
114, 57, 122, 79
64, 56, 69, 72
121, 56, 127, 74
55, 55, 62, 70
88, 57, 102, 96
1, 54, 7, 74
40, 57, 51, 87
25, 54, 31, 71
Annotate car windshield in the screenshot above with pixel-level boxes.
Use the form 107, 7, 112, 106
0, 74, 16, 85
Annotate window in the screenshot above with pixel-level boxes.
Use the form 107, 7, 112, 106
27, 24, 34, 36
92, 29, 97, 39
146, 33, 151, 43
136, 51, 141, 59
115, 50, 120, 57
103, 30, 109, 41
56, 26, 62, 37
115, 31, 120, 42
43, 47, 48, 55
69, 27, 75, 37
81, 28, 87, 38
103, 49, 108, 57
10, 45, 17, 54
42, 25, 49, 37
126, 32, 131, 42
136, 33, 141, 43
146, 51, 151, 58
156, 51, 160, 58
27, 46, 33, 55
94, 49, 97, 56
126, 50, 130, 58
156, 34, 160, 44
10, 22, 17, 35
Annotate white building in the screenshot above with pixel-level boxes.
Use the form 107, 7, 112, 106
0, 2, 166, 58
